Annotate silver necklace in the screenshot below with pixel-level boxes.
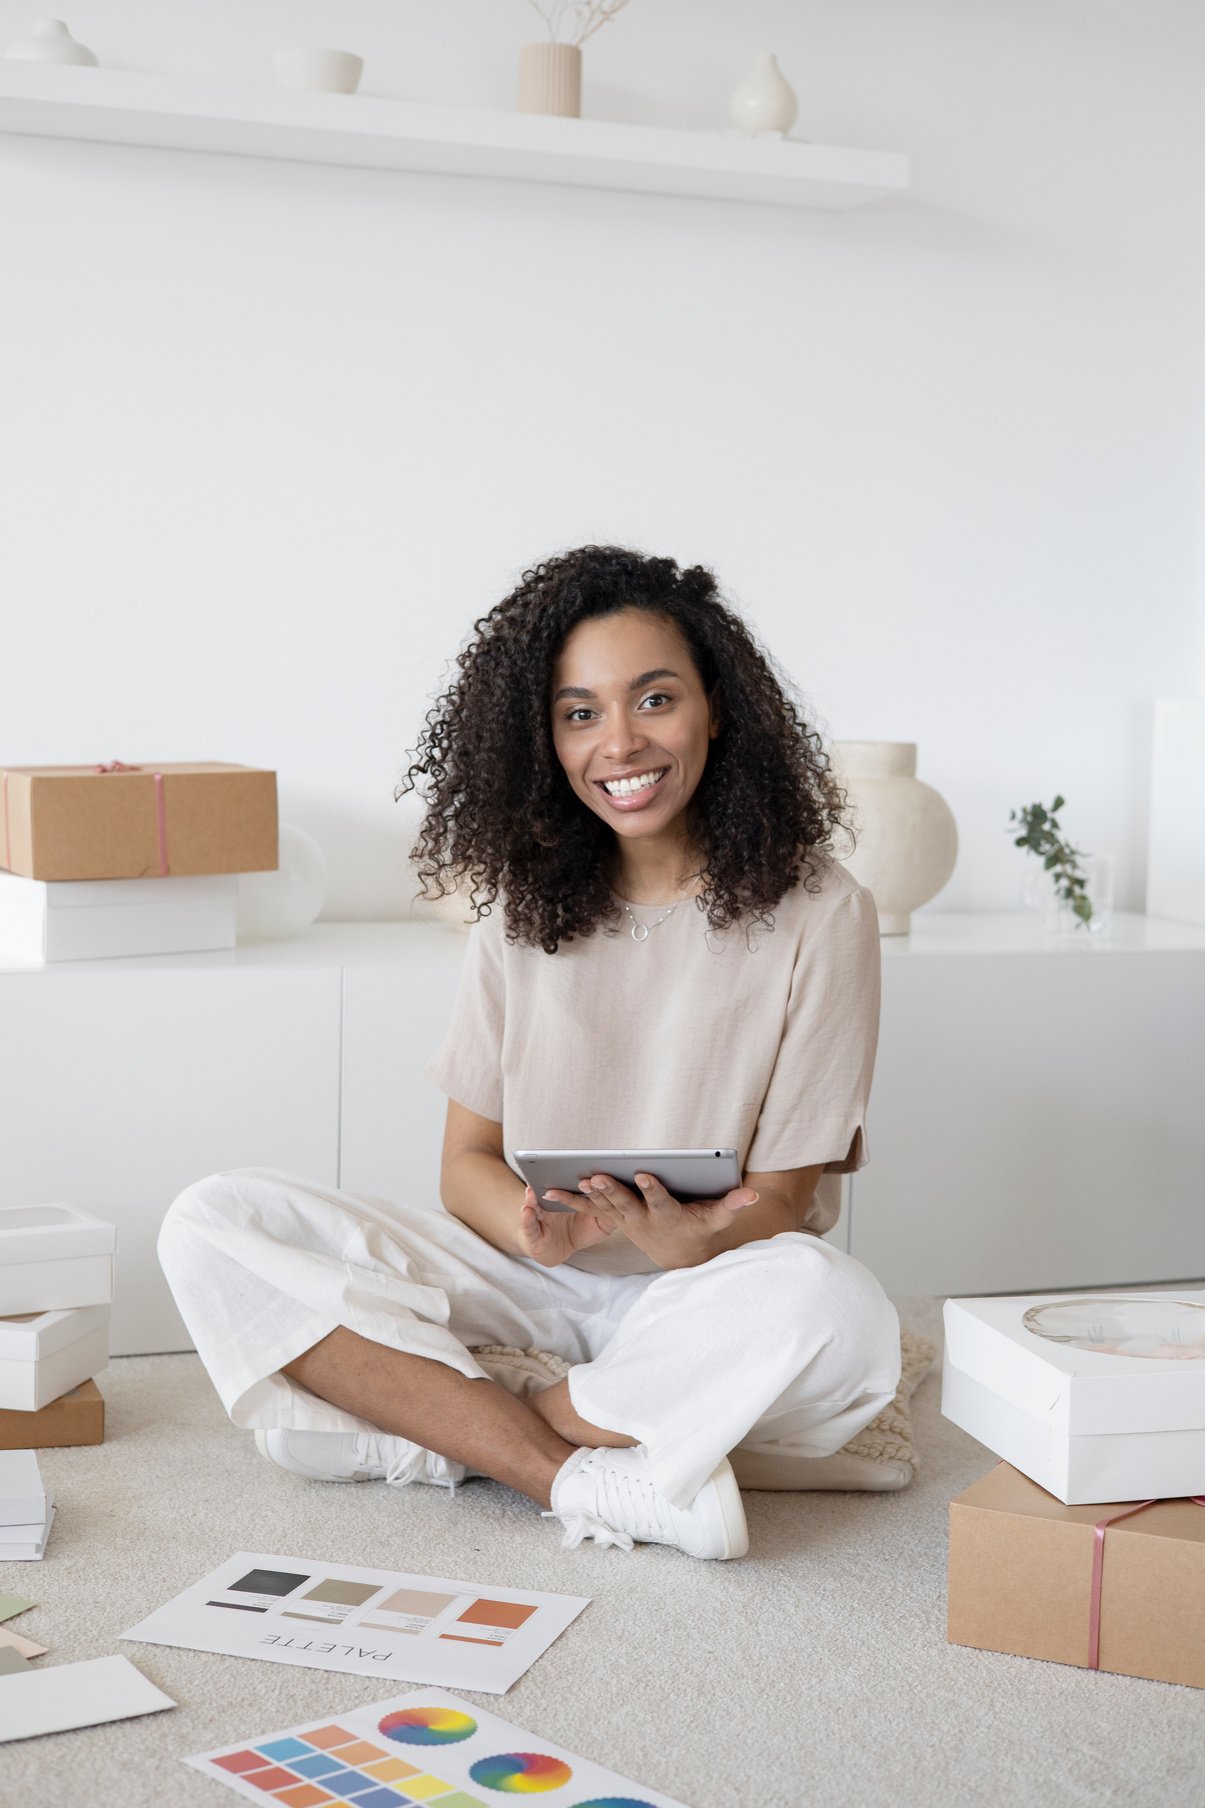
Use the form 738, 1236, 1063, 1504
621, 898, 684, 942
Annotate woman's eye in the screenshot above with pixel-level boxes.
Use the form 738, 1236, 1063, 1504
562, 694, 671, 724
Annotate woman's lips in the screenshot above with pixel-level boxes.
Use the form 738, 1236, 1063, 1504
594, 769, 669, 812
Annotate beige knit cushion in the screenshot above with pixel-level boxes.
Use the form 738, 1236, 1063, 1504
472, 1329, 938, 1494
730, 1328, 938, 1492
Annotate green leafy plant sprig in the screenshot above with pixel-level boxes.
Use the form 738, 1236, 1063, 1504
1008, 796, 1093, 926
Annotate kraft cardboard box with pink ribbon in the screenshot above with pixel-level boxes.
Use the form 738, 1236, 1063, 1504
948, 1460, 1205, 1689
0, 762, 277, 881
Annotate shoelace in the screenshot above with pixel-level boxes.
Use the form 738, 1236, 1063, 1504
544, 1452, 672, 1551
352, 1434, 460, 1494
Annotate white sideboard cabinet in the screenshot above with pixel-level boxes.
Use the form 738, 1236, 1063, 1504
2, 913, 1202, 1354
850, 914, 1205, 1296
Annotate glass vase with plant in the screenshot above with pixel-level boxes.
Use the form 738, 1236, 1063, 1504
1009, 797, 1094, 927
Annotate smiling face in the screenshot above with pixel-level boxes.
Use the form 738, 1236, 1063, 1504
549, 609, 720, 883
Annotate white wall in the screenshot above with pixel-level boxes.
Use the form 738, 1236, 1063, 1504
3, 1, 1202, 918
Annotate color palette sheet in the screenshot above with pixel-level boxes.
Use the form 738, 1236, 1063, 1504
187, 1685, 689, 1808
123, 1554, 589, 1693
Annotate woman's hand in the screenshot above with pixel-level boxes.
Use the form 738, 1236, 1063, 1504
518, 1184, 616, 1268
540, 1172, 760, 1270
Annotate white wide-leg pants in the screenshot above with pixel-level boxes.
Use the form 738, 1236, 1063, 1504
158, 1168, 901, 1509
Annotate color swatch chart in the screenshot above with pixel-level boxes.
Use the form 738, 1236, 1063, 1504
123, 1554, 588, 1693
188, 1687, 689, 1808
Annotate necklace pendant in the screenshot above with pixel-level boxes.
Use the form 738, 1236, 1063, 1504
631, 921, 650, 942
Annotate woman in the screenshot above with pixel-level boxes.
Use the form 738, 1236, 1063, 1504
159, 545, 900, 1562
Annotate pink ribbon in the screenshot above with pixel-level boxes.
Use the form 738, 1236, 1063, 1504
92, 762, 169, 876
1088, 1493, 1205, 1669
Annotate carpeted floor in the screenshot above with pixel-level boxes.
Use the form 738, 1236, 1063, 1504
4, 1295, 1204, 1808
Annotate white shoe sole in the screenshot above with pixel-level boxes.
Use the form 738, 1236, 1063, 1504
704, 1459, 750, 1560
254, 1428, 359, 1482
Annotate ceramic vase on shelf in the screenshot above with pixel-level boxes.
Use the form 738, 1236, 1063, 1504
272, 47, 363, 94
728, 52, 798, 136
237, 824, 327, 941
518, 42, 582, 117
4, 19, 98, 64
831, 742, 958, 935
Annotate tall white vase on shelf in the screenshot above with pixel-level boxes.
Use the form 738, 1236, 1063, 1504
728, 52, 799, 136
831, 742, 958, 935
1147, 698, 1205, 924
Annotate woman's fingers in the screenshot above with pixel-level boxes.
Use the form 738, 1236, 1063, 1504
633, 1173, 679, 1216
707, 1186, 760, 1222
578, 1174, 640, 1219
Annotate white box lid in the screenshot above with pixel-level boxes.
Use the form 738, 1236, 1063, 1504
0, 1203, 116, 1262
0, 1305, 110, 1358
943, 1291, 1205, 1435
0, 871, 239, 909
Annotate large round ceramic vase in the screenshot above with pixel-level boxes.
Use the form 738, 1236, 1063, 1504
831, 742, 958, 935
518, 43, 582, 118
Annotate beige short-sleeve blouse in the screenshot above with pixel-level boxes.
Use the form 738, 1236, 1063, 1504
425, 856, 881, 1276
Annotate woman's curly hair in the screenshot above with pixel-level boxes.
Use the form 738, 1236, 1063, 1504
397, 545, 853, 954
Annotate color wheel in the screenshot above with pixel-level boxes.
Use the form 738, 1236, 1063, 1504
469, 1751, 574, 1793
378, 1706, 478, 1745
571, 1799, 657, 1807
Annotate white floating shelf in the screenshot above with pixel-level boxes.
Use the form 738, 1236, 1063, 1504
0, 64, 908, 210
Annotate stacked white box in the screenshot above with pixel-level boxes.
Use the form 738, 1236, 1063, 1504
0, 1308, 110, 1411
941, 1290, 1205, 1503
0, 1449, 55, 1559
0, 1204, 115, 1314
0, 870, 238, 963
0, 1204, 114, 1414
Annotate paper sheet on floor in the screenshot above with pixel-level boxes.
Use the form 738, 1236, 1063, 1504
0, 1623, 47, 1658
123, 1551, 589, 1692
187, 1685, 691, 1807
0, 1654, 175, 1742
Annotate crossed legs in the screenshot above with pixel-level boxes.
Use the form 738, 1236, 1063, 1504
283, 1328, 637, 1510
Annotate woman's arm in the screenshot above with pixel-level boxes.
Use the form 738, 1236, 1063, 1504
703, 1163, 825, 1254
439, 1099, 614, 1265
439, 1099, 528, 1257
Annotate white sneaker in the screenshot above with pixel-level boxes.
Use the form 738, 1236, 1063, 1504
253, 1349, 563, 1491
547, 1446, 749, 1560
254, 1428, 466, 1491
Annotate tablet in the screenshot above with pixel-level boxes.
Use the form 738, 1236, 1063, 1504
512, 1148, 742, 1213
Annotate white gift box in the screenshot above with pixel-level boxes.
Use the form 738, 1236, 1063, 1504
0, 1305, 110, 1411
0, 1203, 116, 1315
942, 1291, 1205, 1504
0, 870, 238, 962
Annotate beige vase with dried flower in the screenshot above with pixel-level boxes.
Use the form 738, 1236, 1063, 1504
518, 43, 582, 116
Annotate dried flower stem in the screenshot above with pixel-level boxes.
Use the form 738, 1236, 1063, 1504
526, 0, 632, 48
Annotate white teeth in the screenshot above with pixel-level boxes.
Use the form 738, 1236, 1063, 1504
603, 769, 666, 797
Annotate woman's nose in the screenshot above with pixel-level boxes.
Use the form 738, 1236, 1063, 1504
601, 717, 646, 759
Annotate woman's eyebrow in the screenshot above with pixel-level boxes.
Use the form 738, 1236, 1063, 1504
552, 667, 680, 703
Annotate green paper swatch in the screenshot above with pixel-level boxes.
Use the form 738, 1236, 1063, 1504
0, 1646, 30, 1674
0, 1594, 34, 1624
